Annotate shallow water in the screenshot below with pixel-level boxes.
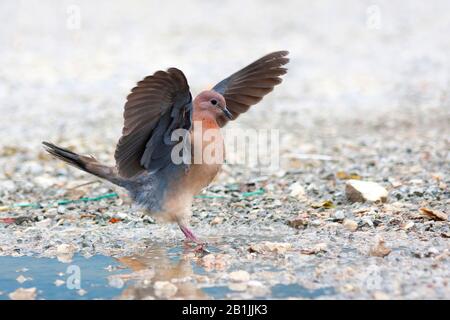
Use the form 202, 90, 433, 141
0, 254, 129, 300
0, 242, 335, 300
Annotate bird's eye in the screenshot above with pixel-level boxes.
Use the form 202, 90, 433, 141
210, 99, 218, 106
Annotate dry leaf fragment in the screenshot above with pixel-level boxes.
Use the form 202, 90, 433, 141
109, 218, 121, 223
419, 208, 447, 221
336, 171, 361, 180
311, 200, 335, 209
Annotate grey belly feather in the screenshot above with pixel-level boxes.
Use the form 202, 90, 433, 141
122, 163, 186, 213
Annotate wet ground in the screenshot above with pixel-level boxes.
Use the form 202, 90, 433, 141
0, 1, 449, 299
0, 242, 337, 300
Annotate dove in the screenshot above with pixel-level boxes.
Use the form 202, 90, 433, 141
43, 51, 289, 250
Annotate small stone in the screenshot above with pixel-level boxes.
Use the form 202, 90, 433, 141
247, 280, 270, 297
343, 219, 358, 232
301, 242, 327, 255
35, 176, 56, 188
0, 180, 16, 192
287, 214, 308, 229
289, 182, 307, 200
54, 279, 65, 287
401, 221, 414, 230
16, 275, 29, 283
154, 281, 178, 298
409, 188, 424, 197
249, 242, 292, 254
427, 247, 439, 257
345, 180, 388, 203
373, 291, 390, 300
35, 218, 52, 228
9, 287, 37, 300
108, 277, 125, 289
210, 216, 223, 225
23, 162, 44, 175
228, 282, 248, 291
361, 217, 374, 227
228, 270, 250, 282
77, 289, 87, 296
369, 237, 391, 257
56, 244, 76, 263
199, 254, 230, 270
115, 212, 129, 220
333, 210, 346, 221
56, 244, 76, 254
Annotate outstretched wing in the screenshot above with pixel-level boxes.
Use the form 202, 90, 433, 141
114, 68, 192, 178
212, 51, 289, 127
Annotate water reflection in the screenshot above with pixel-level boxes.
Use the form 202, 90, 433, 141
0, 240, 336, 300
115, 243, 212, 299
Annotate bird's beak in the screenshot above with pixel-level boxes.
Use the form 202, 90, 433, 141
222, 106, 233, 120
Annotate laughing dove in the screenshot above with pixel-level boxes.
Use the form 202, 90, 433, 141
43, 51, 289, 249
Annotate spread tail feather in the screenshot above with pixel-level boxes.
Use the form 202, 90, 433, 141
42, 141, 124, 186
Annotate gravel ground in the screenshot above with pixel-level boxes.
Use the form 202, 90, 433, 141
0, 0, 449, 299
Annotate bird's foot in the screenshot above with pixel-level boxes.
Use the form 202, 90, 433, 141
180, 225, 210, 254
193, 242, 210, 254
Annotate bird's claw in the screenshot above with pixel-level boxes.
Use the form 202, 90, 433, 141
194, 242, 210, 254
183, 239, 210, 254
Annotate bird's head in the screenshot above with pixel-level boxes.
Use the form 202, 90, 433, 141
193, 90, 233, 120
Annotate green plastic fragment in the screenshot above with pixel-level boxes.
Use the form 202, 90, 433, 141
10, 186, 265, 210
241, 188, 265, 197
194, 194, 226, 199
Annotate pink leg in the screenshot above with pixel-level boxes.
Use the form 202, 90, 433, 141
179, 225, 209, 253
179, 225, 199, 243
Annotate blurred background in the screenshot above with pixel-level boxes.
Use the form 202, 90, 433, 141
0, 0, 449, 151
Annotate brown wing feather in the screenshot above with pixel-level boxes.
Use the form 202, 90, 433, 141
212, 51, 289, 127
114, 68, 191, 178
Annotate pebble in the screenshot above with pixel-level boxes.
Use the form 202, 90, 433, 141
57, 206, 66, 214
228, 282, 248, 291
35, 218, 52, 228
247, 280, 270, 297
77, 289, 87, 296
345, 180, 388, 203
54, 279, 65, 287
289, 182, 307, 200
228, 270, 250, 282
9, 287, 37, 300
361, 217, 374, 228
369, 237, 392, 257
333, 210, 346, 221
0, 180, 16, 192
343, 219, 358, 232
16, 275, 29, 283
211, 216, 223, 225
249, 242, 292, 254
154, 281, 178, 298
